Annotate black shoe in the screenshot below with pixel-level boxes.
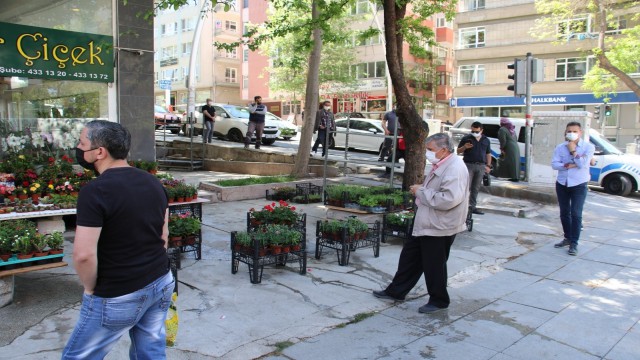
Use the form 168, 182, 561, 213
472, 209, 484, 215
418, 303, 447, 314
244, 144, 249, 149
554, 239, 570, 248
372, 290, 404, 301
568, 244, 578, 256
378, 158, 385, 162
255, 145, 261, 149
379, 173, 391, 179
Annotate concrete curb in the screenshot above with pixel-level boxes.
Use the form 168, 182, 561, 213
198, 178, 326, 202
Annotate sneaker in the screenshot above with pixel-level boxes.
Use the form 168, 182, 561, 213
372, 290, 404, 301
418, 303, 447, 314
554, 239, 570, 248
568, 245, 578, 256
244, 144, 249, 149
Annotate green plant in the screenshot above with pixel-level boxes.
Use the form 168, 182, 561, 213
280, 128, 296, 137
215, 175, 295, 187
46, 232, 65, 250
319, 219, 343, 235
234, 231, 252, 247
168, 213, 201, 237
387, 212, 415, 226
12, 235, 33, 255
357, 195, 379, 207
346, 217, 368, 235
272, 186, 296, 200
0, 235, 12, 254
32, 233, 49, 253
308, 194, 322, 203
250, 201, 299, 224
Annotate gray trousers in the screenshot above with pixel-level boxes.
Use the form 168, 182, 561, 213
466, 163, 485, 209
245, 121, 264, 145
203, 120, 214, 143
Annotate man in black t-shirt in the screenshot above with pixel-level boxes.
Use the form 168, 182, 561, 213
63, 120, 174, 360
457, 121, 492, 215
201, 98, 216, 144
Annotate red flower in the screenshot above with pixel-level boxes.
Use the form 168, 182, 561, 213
290, 206, 296, 211
48, 157, 55, 163
23, 181, 29, 187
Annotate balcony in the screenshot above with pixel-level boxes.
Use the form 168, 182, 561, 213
160, 57, 179, 67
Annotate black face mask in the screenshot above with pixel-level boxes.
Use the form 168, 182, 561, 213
75, 147, 98, 172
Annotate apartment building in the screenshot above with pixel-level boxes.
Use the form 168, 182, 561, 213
453, 0, 640, 146
153, 0, 243, 113
240, 1, 456, 123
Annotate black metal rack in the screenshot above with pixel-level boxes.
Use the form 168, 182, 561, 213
315, 219, 381, 266
381, 213, 414, 243
168, 199, 206, 268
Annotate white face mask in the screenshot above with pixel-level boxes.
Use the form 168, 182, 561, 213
566, 132, 579, 141
426, 150, 440, 164
207, 102, 212, 106
324, 106, 330, 111
471, 131, 482, 138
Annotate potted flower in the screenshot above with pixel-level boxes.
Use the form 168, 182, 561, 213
32, 233, 49, 257
0, 234, 13, 261
233, 231, 252, 253
46, 232, 65, 257
0, 184, 16, 202
319, 220, 343, 241
12, 233, 34, 260
27, 181, 43, 204
250, 201, 299, 226
346, 217, 369, 240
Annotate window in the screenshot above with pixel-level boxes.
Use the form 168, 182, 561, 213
243, 48, 249, 62
606, 16, 627, 35
161, 22, 178, 36
181, 42, 192, 56
243, 0, 249, 8
162, 69, 176, 81
282, 101, 301, 116
225, 68, 237, 83
438, 72, 452, 86
225, 20, 237, 32
161, 46, 177, 59
557, 16, 591, 40
350, 61, 386, 79
436, 15, 452, 28
350, 0, 370, 15
465, 0, 485, 11
459, 27, 485, 48
242, 75, 249, 88
221, 48, 237, 58
243, 22, 249, 35
181, 18, 195, 32
555, 57, 595, 81
458, 65, 485, 85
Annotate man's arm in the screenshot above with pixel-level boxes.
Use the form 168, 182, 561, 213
248, 103, 258, 113
203, 109, 215, 121
73, 226, 101, 294
551, 145, 565, 170
381, 118, 389, 135
457, 136, 472, 154
161, 209, 169, 249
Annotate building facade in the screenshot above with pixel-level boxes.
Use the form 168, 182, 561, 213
153, 0, 243, 113
0, 0, 155, 160
453, 0, 640, 147
240, 2, 456, 124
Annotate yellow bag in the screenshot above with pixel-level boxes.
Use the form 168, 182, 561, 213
165, 292, 178, 347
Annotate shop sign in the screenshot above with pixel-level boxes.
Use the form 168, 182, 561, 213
0, 22, 114, 83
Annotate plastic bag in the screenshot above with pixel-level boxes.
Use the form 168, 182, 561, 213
165, 292, 178, 347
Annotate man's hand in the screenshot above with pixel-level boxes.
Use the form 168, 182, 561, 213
567, 141, 577, 152
564, 163, 577, 169
485, 165, 491, 173
409, 184, 421, 196
462, 142, 473, 150
384, 129, 390, 135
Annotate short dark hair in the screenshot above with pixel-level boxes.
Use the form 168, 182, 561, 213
471, 121, 483, 129
254, 95, 262, 101
566, 121, 582, 129
85, 120, 131, 160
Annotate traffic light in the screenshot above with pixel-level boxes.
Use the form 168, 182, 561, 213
605, 105, 612, 117
593, 105, 601, 122
507, 59, 526, 96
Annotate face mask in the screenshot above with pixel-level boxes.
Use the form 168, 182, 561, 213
324, 106, 330, 111
206, 102, 212, 106
76, 147, 97, 172
566, 132, 579, 141
426, 150, 440, 164
471, 131, 482, 138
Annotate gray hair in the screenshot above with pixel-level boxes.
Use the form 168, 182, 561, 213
426, 133, 454, 153
85, 120, 131, 160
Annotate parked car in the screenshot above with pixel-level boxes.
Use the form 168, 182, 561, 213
181, 103, 280, 145
335, 112, 366, 119
450, 116, 640, 196
319, 118, 386, 152
265, 112, 298, 140
154, 105, 182, 134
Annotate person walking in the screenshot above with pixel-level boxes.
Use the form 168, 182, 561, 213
494, 117, 521, 181
63, 120, 174, 359
457, 121, 491, 215
551, 122, 595, 256
378, 103, 398, 161
245, 95, 267, 149
201, 99, 216, 144
312, 100, 335, 157
381, 128, 405, 179
373, 133, 469, 313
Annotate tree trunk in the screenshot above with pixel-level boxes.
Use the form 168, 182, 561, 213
292, 0, 322, 178
383, 0, 429, 190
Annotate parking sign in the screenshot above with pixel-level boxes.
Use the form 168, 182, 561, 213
159, 80, 172, 90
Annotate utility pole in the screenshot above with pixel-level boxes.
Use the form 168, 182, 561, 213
524, 52, 532, 182
187, 0, 211, 125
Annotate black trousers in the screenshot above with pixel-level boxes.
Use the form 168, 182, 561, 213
385, 234, 456, 308
312, 129, 328, 155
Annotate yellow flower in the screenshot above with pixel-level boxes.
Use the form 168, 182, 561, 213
35, 183, 41, 188
48, 184, 54, 189
18, 155, 25, 159
30, 187, 36, 192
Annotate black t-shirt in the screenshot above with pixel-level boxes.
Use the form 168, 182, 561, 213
201, 105, 216, 122
76, 167, 169, 298
458, 134, 491, 164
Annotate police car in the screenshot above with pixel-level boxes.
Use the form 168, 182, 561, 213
450, 117, 640, 196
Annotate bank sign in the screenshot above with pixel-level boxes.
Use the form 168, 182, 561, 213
0, 22, 113, 83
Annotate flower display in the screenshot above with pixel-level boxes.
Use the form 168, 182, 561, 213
250, 200, 299, 225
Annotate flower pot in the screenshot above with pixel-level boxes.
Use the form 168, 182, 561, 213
184, 235, 196, 245
271, 245, 282, 255
34, 251, 49, 265
292, 244, 301, 252
250, 219, 263, 227
234, 244, 242, 252
176, 197, 185, 203
49, 249, 64, 255
331, 232, 341, 241
168, 197, 175, 204
169, 236, 183, 247
0, 254, 11, 262
18, 194, 28, 200
185, 196, 193, 202
258, 247, 268, 257
7, 195, 16, 202
31, 194, 40, 204
282, 246, 291, 253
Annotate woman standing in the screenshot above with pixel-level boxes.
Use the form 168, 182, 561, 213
495, 118, 521, 181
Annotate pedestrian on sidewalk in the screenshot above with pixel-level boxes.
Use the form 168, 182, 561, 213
494, 117, 521, 181
373, 133, 469, 314
378, 102, 398, 161
456, 121, 492, 215
551, 121, 595, 256
63, 120, 174, 359
381, 129, 405, 178
245, 95, 267, 149
201, 99, 216, 144
311, 100, 335, 157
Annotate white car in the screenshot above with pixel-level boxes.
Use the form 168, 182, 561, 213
180, 103, 280, 145
323, 118, 387, 152
265, 112, 298, 140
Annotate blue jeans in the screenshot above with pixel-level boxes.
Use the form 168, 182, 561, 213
203, 120, 214, 143
62, 271, 174, 360
312, 129, 327, 155
555, 182, 588, 246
